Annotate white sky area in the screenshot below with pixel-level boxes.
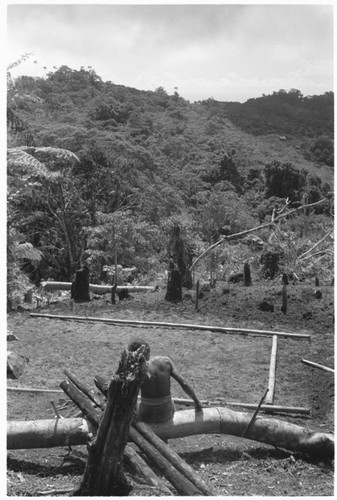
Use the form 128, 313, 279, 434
6, 2, 334, 103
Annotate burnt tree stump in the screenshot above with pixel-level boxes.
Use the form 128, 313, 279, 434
165, 225, 192, 303
281, 273, 288, 314
71, 265, 91, 303
244, 263, 252, 286
74, 347, 148, 496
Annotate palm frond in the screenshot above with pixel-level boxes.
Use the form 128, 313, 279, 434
21, 146, 80, 163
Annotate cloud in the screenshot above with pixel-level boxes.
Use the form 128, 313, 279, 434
7, 4, 333, 102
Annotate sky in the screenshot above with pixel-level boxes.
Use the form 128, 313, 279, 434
5, 2, 335, 103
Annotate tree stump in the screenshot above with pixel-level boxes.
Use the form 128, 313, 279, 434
165, 225, 192, 301
244, 263, 252, 286
75, 347, 148, 496
281, 273, 288, 314
165, 264, 182, 303
71, 265, 90, 303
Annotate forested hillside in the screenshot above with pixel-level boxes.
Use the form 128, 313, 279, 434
7, 64, 334, 307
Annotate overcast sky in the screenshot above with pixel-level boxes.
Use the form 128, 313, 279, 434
6, 2, 334, 103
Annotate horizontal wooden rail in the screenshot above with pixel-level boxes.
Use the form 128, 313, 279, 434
29, 313, 311, 340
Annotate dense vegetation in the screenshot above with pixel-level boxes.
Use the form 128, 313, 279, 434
7, 63, 334, 307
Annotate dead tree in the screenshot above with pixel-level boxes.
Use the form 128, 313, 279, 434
66, 346, 148, 496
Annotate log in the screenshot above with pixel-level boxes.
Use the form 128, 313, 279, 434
7, 417, 94, 449
124, 445, 173, 496
134, 421, 217, 496
129, 425, 202, 496
7, 407, 333, 459
29, 313, 311, 340
60, 379, 102, 427
64, 369, 104, 409
265, 335, 278, 404
301, 359, 335, 374
41, 281, 155, 294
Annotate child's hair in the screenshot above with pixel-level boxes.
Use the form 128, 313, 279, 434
128, 337, 150, 354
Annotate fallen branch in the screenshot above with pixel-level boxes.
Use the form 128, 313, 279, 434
29, 312, 311, 340
298, 227, 334, 261
301, 359, 334, 373
190, 199, 328, 271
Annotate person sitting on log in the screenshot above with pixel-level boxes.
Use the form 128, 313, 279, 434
128, 337, 203, 424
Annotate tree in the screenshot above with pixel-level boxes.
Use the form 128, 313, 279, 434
264, 161, 307, 202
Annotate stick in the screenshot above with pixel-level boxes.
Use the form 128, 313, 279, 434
301, 359, 334, 373
265, 336, 278, 404
195, 280, 199, 311
241, 388, 269, 438
29, 313, 311, 340
172, 398, 310, 415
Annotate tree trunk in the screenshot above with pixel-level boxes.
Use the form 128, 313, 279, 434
8, 407, 334, 459
71, 266, 91, 303
71, 348, 147, 496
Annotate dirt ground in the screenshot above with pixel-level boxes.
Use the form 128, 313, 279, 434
6, 278, 335, 496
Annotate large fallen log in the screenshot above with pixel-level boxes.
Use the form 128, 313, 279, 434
7, 407, 334, 459
40, 281, 155, 294
29, 312, 311, 339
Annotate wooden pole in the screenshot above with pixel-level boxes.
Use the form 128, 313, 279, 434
241, 388, 269, 438
265, 335, 278, 405
134, 421, 217, 496
29, 313, 311, 340
7, 387, 63, 394
40, 281, 155, 294
301, 359, 334, 373
174, 399, 310, 415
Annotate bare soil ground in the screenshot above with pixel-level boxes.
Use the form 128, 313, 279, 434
7, 278, 334, 496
